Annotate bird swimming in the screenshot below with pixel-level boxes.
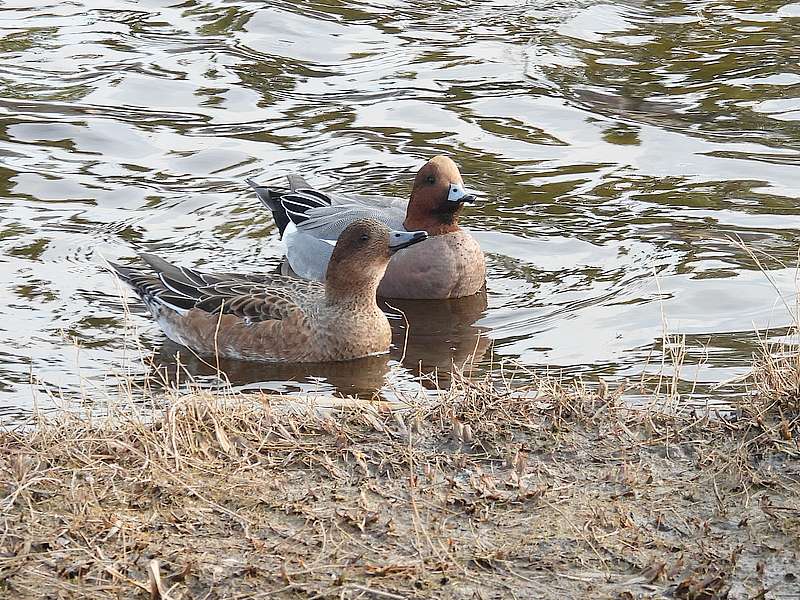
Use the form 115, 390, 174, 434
247, 155, 485, 299
108, 219, 428, 362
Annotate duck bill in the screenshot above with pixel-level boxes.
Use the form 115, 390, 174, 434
389, 230, 428, 252
447, 183, 477, 204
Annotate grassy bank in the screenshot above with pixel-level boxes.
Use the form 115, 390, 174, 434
1, 361, 799, 599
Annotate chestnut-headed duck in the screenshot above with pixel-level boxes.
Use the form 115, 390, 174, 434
109, 219, 428, 362
247, 155, 486, 299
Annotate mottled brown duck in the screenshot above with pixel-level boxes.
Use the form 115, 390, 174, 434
109, 219, 427, 362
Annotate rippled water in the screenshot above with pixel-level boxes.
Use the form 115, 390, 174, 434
2, 0, 800, 419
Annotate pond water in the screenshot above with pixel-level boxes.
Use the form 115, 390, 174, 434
2, 0, 800, 420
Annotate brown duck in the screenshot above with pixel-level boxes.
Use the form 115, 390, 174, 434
109, 219, 427, 362
247, 155, 486, 299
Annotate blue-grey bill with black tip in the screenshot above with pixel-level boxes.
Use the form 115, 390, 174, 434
447, 183, 477, 203
389, 230, 428, 252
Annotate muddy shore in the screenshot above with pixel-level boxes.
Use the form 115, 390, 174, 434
1, 365, 799, 599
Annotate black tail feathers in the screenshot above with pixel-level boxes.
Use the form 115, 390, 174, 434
246, 178, 290, 236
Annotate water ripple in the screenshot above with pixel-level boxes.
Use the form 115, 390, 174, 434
1, 0, 799, 417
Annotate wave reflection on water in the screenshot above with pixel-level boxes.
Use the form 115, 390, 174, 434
1, 0, 799, 418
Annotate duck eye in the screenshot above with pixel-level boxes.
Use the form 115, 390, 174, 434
359, 233, 369, 242
426, 175, 436, 184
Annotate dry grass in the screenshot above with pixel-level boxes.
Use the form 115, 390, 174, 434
733, 236, 800, 420
1, 362, 799, 600
749, 338, 800, 416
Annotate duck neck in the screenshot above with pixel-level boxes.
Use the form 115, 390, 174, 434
404, 194, 462, 235
403, 217, 460, 236
324, 271, 381, 310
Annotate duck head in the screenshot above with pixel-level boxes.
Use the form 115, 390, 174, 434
404, 156, 476, 236
325, 219, 428, 301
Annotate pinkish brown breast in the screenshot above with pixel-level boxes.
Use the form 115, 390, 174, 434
377, 230, 485, 299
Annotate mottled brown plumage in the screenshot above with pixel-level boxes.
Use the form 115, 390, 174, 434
109, 219, 427, 362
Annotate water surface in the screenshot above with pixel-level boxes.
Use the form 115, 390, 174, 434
2, 0, 800, 419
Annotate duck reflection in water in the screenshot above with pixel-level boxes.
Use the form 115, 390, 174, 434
150, 289, 490, 396
382, 288, 490, 373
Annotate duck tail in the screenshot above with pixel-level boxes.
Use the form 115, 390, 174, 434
107, 258, 194, 315
246, 178, 291, 237
106, 260, 140, 288
106, 260, 158, 309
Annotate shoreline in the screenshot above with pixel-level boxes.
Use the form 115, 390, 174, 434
2, 364, 798, 599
